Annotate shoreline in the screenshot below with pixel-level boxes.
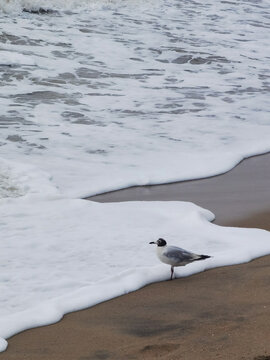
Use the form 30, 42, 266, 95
1, 152, 270, 359
89, 151, 270, 230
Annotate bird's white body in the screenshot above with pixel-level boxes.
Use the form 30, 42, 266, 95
156, 244, 201, 267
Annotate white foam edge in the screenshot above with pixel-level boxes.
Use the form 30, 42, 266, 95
78, 150, 268, 199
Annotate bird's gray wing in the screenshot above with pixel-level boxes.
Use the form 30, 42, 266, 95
164, 246, 197, 263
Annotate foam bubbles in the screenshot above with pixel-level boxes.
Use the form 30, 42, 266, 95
0, 162, 24, 198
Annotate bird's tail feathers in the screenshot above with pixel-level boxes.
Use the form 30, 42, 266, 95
194, 254, 211, 261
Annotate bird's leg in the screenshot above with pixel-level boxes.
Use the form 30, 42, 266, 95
170, 266, 174, 280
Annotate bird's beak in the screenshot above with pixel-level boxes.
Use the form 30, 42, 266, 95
149, 241, 156, 245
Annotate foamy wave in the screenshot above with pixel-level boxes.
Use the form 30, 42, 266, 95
1, 0, 269, 198
0, 172, 22, 198
0, 158, 59, 199
0, 161, 24, 198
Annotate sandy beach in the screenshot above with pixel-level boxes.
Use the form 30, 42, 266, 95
1, 153, 270, 360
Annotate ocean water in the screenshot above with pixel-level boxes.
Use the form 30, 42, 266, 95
0, 0, 270, 351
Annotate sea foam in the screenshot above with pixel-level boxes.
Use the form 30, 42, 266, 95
1, 198, 270, 351
0, 0, 270, 351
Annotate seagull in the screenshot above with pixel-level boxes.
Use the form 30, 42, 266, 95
149, 238, 211, 280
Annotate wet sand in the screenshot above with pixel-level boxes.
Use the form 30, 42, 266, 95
1, 153, 270, 360
89, 153, 270, 230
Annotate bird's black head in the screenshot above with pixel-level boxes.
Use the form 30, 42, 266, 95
149, 238, 167, 247
157, 238, 167, 247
